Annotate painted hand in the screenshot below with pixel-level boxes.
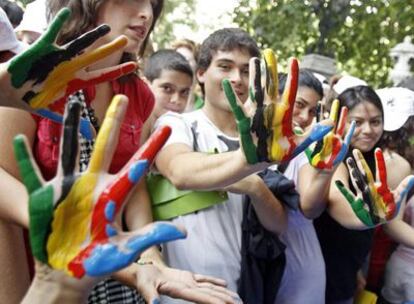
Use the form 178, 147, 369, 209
335, 148, 414, 227
223, 48, 333, 164
305, 99, 356, 170
1, 7, 136, 113
14, 94, 185, 279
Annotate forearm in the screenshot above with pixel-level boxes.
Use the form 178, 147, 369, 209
0, 167, 29, 227
157, 146, 267, 191
248, 180, 287, 234
384, 220, 414, 248
299, 165, 333, 219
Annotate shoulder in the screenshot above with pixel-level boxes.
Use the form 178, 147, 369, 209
384, 150, 412, 187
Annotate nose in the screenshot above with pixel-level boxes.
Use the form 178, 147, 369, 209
360, 122, 373, 134
137, 0, 153, 21
297, 110, 310, 127
169, 92, 183, 105
229, 69, 242, 86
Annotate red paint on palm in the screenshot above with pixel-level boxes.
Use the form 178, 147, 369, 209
375, 149, 395, 219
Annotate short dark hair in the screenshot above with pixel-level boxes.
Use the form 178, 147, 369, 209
197, 28, 260, 72
144, 49, 193, 82
278, 69, 323, 99
0, 0, 23, 27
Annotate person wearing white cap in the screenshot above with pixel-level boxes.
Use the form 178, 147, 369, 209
15, 0, 46, 44
376, 87, 414, 132
0, 7, 27, 62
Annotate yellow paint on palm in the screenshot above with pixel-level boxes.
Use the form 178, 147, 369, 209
88, 95, 123, 173
263, 49, 278, 100
47, 175, 97, 274
29, 37, 128, 109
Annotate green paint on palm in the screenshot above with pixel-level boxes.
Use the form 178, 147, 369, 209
335, 181, 374, 227
8, 8, 71, 88
14, 135, 55, 263
222, 79, 258, 164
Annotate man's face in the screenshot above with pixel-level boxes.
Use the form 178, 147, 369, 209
197, 49, 251, 113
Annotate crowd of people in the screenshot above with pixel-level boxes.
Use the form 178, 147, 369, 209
0, 0, 414, 303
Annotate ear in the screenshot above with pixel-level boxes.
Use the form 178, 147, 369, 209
197, 69, 206, 84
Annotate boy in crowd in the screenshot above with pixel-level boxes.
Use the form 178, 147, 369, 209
141, 49, 194, 142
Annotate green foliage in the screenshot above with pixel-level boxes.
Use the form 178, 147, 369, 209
152, 0, 197, 49
233, 0, 414, 87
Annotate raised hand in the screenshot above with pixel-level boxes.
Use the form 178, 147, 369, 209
305, 99, 356, 170
14, 94, 185, 279
0, 7, 136, 113
223, 48, 332, 164
335, 148, 414, 227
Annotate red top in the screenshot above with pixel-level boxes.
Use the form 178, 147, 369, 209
32, 75, 154, 180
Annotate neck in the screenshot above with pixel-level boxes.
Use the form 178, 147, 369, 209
202, 101, 238, 137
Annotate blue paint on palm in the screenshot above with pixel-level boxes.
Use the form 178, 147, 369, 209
82, 223, 186, 277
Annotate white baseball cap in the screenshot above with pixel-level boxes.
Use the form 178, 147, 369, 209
333, 75, 368, 95
0, 8, 27, 54
376, 87, 414, 131
15, 0, 47, 35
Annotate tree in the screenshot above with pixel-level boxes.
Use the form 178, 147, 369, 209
233, 0, 414, 87
151, 0, 197, 49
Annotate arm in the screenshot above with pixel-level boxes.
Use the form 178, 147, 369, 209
156, 143, 266, 191
298, 163, 333, 219
0, 108, 35, 226
383, 217, 414, 248
225, 174, 287, 234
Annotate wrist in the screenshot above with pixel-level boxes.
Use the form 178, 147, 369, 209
22, 264, 94, 304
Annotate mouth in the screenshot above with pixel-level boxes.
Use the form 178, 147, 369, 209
128, 25, 147, 40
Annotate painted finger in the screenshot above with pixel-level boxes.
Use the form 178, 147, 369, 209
249, 57, 263, 106
353, 149, 375, 185
129, 125, 171, 165
88, 95, 128, 174
263, 49, 278, 101
395, 176, 414, 209
35, 109, 95, 140
13, 135, 44, 193
58, 100, 81, 179
80, 222, 186, 277
7, 8, 71, 87
336, 106, 348, 137
69, 36, 128, 72
375, 148, 388, 188
279, 57, 298, 136
71, 62, 137, 90
91, 160, 148, 241
329, 99, 340, 131
333, 121, 355, 167
222, 79, 257, 164
41, 8, 70, 45
64, 24, 111, 57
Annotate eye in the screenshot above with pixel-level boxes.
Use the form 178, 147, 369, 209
181, 89, 190, 98
218, 64, 231, 71
242, 68, 249, 76
370, 119, 382, 126
354, 120, 362, 127
295, 101, 305, 109
161, 85, 173, 94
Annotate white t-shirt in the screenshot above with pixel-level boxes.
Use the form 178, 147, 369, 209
154, 110, 243, 302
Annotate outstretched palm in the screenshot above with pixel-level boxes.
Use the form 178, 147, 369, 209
14, 94, 185, 279
223, 48, 333, 164
336, 148, 414, 227
305, 99, 355, 170
0, 8, 136, 138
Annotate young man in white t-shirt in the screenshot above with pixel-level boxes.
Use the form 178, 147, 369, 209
154, 28, 288, 301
